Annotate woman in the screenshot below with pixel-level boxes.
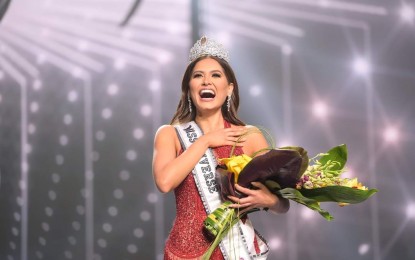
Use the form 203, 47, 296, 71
152, 36, 289, 260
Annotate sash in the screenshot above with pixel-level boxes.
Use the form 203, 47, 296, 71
175, 121, 269, 260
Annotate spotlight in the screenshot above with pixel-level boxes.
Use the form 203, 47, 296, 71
312, 101, 328, 118
282, 44, 292, 56
249, 85, 262, 97
400, 4, 415, 23
406, 203, 415, 219
301, 207, 314, 220
268, 237, 282, 250
114, 58, 126, 70
383, 127, 399, 143
353, 57, 371, 75
358, 243, 370, 255
149, 79, 161, 91
107, 84, 119, 96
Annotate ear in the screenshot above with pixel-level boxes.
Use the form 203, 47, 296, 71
228, 83, 234, 96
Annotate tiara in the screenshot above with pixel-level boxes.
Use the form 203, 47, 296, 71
189, 36, 230, 63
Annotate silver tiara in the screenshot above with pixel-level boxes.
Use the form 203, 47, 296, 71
189, 36, 230, 63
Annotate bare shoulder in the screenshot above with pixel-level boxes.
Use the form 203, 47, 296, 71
154, 124, 181, 154
155, 124, 176, 138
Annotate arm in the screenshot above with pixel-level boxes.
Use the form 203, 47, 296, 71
152, 124, 247, 193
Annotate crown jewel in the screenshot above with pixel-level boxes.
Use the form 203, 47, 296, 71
189, 36, 230, 63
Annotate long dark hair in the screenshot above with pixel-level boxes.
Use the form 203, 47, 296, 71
170, 56, 245, 126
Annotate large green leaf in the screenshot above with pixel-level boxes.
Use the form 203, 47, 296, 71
300, 186, 378, 203
318, 144, 348, 171
276, 188, 334, 221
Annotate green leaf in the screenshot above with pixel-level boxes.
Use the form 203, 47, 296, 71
299, 186, 378, 204
318, 144, 348, 171
276, 188, 334, 221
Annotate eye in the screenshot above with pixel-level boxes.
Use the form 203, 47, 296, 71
193, 73, 202, 78
212, 73, 221, 78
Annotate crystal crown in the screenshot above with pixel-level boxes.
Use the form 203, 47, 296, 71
189, 36, 230, 63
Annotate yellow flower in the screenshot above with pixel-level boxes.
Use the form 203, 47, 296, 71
220, 154, 252, 183
342, 178, 368, 190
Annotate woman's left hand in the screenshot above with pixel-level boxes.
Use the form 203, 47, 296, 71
227, 182, 278, 215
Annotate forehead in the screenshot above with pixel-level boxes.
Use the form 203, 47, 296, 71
192, 58, 224, 72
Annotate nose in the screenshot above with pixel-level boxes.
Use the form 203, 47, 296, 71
202, 76, 211, 86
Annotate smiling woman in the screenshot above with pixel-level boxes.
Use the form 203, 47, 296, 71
152, 36, 289, 260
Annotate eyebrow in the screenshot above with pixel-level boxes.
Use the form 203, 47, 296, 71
192, 69, 223, 74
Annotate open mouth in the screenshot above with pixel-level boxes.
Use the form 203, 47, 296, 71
199, 89, 216, 99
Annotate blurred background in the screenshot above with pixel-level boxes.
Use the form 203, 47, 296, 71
0, 0, 414, 259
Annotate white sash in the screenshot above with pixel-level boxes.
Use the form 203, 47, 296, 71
175, 121, 269, 260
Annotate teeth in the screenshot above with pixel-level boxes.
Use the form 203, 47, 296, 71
200, 89, 215, 95
200, 89, 216, 99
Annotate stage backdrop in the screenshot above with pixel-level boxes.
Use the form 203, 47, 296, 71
1, 0, 414, 259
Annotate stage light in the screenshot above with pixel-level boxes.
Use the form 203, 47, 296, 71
127, 244, 138, 254
140, 210, 151, 221
108, 206, 118, 217
59, 135, 68, 146
114, 58, 126, 70
147, 192, 158, 203
33, 79, 42, 90
102, 108, 112, 119
342, 167, 354, 178
107, 84, 119, 96
282, 44, 292, 55
133, 228, 144, 238
71, 67, 83, 78
301, 207, 315, 220
406, 203, 415, 219
353, 57, 371, 75
133, 128, 144, 140
358, 243, 370, 255
140, 104, 152, 117
63, 114, 73, 125
157, 52, 172, 64
383, 127, 399, 143
149, 79, 161, 91
30, 101, 39, 113
400, 4, 415, 23
312, 101, 328, 118
126, 150, 137, 161
278, 139, 293, 148
268, 237, 282, 250
249, 85, 262, 97
119, 170, 131, 181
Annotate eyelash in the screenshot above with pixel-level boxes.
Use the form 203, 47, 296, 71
193, 73, 221, 78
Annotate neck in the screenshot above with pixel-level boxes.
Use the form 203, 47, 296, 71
195, 111, 225, 134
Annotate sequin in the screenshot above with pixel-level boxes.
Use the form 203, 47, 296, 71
164, 121, 244, 260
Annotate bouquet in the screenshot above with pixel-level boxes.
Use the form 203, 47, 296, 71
202, 129, 378, 259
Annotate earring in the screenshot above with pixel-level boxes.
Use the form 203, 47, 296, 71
227, 94, 231, 112
188, 94, 192, 113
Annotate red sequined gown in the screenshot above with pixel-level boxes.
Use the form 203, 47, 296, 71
164, 121, 244, 260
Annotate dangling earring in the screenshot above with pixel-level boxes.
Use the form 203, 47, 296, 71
227, 94, 231, 112
188, 94, 192, 113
